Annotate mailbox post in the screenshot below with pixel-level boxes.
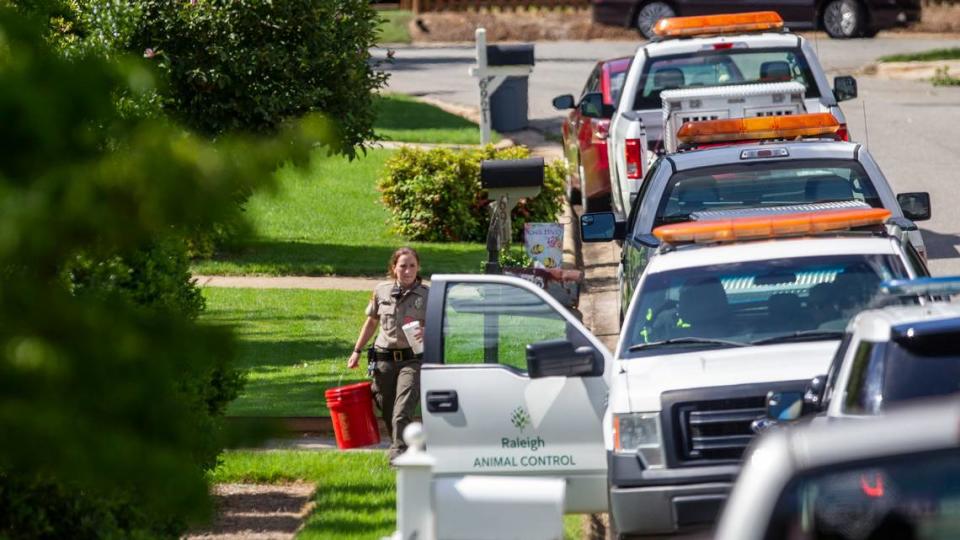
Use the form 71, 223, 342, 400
480, 158, 544, 364
468, 28, 535, 144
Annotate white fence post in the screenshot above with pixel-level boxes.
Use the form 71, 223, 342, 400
388, 423, 436, 540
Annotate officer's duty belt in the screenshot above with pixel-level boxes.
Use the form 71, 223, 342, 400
373, 348, 422, 362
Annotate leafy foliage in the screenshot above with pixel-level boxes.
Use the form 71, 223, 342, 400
0, 10, 329, 538
132, 0, 387, 153
378, 146, 565, 242
10, 0, 387, 153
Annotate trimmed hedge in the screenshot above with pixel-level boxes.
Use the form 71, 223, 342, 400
379, 146, 566, 242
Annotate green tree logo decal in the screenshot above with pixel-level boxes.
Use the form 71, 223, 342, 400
510, 406, 531, 432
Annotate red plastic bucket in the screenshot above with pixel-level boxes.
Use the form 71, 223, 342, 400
325, 381, 381, 449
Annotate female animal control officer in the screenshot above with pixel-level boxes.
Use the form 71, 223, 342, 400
347, 247, 429, 461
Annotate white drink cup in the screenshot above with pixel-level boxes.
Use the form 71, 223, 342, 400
401, 320, 423, 355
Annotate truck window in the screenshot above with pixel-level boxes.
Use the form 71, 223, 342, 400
633, 48, 821, 111
442, 282, 587, 371
624, 254, 908, 356
654, 159, 883, 227
763, 449, 960, 540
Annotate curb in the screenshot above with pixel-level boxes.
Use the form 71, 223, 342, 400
863, 59, 960, 80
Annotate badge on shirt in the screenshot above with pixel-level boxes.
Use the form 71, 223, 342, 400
414, 296, 424, 310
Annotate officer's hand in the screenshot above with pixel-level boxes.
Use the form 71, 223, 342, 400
347, 352, 360, 369
414, 327, 424, 342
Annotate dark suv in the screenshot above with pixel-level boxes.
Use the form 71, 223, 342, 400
592, 0, 921, 39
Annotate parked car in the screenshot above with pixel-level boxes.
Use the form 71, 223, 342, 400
552, 56, 631, 212
592, 0, 921, 39
716, 397, 960, 540
763, 277, 960, 428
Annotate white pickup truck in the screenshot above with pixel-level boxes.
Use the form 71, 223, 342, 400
606, 27, 858, 219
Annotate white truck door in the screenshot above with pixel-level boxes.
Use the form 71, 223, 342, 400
420, 274, 612, 513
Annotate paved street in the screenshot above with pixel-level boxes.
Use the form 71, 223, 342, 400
376, 35, 960, 274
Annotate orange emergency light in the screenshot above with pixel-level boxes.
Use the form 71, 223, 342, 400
676, 113, 841, 146
653, 11, 784, 38
653, 207, 892, 244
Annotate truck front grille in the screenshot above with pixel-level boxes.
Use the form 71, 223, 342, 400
676, 396, 766, 463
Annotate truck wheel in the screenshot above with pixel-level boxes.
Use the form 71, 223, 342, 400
635, 1, 675, 40
823, 0, 865, 38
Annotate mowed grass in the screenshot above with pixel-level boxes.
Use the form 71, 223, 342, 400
212, 450, 587, 540
202, 287, 371, 416
879, 47, 960, 62
192, 148, 485, 276
374, 93, 498, 144
212, 450, 395, 539
376, 9, 412, 44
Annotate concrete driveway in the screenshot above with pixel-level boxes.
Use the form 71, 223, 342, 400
376, 34, 960, 274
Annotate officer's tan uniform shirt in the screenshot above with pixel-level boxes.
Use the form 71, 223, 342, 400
366, 280, 429, 350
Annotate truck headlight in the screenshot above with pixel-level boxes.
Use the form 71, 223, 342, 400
613, 412, 664, 468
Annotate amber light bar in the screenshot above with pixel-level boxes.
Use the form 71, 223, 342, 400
676, 113, 841, 145
653, 207, 892, 244
653, 11, 783, 38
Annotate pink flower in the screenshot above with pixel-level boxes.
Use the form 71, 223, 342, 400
143, 48, 156, 59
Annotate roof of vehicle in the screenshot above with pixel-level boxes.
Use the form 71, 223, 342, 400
847, 301, 960, 342
642, 32, 803, 58
716, 397, 960, 540
600, 56, 631, 72
646, 236, 901, 274
666, 140, 860, 172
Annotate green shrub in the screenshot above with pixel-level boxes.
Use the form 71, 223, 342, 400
379, 146, 565, 242
0, 11, 325, 538
131, 0, 388, 153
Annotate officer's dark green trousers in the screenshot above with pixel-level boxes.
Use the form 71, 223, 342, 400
372, 357, 421, 460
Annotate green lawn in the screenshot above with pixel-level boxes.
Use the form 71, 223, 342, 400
202, 287, 371, 416
191, 148, 486, 276
374, 93, 498, 144
879, 47, 960, 62
212, 450, 586, 539
376, 9, 412, 44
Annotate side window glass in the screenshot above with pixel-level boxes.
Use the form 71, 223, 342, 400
841, 341, 885, 414
442, 282, 584, 371
822, 333, 853, 408
905, 243, 931, 277
581, 66, 600, 98
630, 158, 661, 236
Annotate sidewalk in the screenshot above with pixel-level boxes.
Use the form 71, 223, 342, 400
193, 275, 381, 291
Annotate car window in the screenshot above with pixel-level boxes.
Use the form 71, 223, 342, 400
629, 157, 663, 235
581, 65, 601, 99
624, 254, 909, 356
442, 282, 591, 371
764, 449, 960, 540
655, 160, 883, 227
905, 242, 931, 277
821, 332, 854, 409
609, 70, 628, 105
842, 324, 960, 414
634, 48, 821, 110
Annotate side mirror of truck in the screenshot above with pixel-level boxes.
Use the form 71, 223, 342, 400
552, 94, 575, 110
897, 192, 932, 221
765, 390, 805, 422
578, 92, 613, 119
580, 212, 625, 242
526, 340, 602, 378
834, 75, 858, 102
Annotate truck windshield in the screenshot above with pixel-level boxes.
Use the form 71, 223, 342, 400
842, 324, 960, 415
633, 48, 820, 111
624, 254, 908, 357
654, 160, 883, 227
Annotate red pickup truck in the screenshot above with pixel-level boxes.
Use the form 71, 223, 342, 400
552, 56, 631, 213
